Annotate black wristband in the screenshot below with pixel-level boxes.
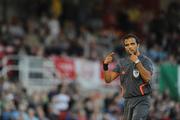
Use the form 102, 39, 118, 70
103, 64, 108, 71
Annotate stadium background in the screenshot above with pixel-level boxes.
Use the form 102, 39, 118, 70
0, 0, 180, 119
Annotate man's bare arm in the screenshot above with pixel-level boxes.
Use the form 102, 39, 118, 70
104, 71, 120, 83
136, 62, 152, 83
129, 51, 152, 83
103, 52, 120, 83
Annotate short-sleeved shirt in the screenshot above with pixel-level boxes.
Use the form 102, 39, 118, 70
113, 54, 153, 98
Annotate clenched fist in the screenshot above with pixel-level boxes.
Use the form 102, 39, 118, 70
129, 51, 138, 63
103, 52, 115, 64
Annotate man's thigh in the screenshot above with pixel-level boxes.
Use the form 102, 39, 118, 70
132, 103, 149, 120
123, 100, 133, 120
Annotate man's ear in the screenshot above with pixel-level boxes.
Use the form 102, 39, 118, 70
137, 44, 140, 48
137, 44, 140, 51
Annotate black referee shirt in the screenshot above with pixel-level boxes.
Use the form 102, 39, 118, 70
113, 54, 153, 98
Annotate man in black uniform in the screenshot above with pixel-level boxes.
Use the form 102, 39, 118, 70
103, 34, 153, 120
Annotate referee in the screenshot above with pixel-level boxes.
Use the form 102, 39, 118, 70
103, 33, 153, 120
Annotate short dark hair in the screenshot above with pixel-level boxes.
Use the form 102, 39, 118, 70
121, 33, 140, 44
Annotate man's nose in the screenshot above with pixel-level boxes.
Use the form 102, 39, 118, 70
129, 45, 133, 49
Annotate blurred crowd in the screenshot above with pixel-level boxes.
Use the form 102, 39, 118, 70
1, 80, 180, 120
0, 0, 180, 120
0, 0, 179, 63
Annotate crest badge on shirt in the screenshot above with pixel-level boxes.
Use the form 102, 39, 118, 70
133, 69, 139, 78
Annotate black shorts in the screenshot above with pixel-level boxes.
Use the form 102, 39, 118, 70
123, 95, 150, 120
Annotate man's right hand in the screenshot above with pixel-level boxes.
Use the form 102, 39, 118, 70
104, 52, 115, 64
103, 52, 119, 83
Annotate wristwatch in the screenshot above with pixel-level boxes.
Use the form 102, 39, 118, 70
135, 59, 140, 64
